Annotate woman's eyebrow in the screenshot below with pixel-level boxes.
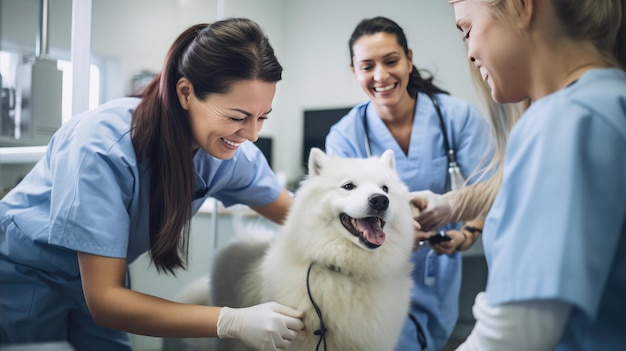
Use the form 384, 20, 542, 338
229, 108, 273, 116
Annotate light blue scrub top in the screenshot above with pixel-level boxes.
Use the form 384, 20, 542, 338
326, 92, 492, 350
0, 96, 281, 279
483, 68, 626, 350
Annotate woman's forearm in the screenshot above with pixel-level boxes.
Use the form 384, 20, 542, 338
446, 176, 501, 222
89, 286, 220, 338
78, 251, 220, 338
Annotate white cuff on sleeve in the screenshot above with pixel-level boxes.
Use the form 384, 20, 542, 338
456, 292, 571, 351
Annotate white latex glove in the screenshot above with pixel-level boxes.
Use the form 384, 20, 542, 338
217, 302, 305, 351
410, 190, 454, 232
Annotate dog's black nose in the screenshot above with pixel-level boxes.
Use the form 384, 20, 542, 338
369, 194, 389, 211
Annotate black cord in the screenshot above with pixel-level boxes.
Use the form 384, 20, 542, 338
428, 93, 457, 165
362, 94, 454, 164
408, 313, 428, 350
306, 261, 328, 351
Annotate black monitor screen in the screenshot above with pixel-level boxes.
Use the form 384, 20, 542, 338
302, 107, 352, 169
254, 137, 273, 169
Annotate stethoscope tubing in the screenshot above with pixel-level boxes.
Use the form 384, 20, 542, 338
362, 93, 458, 165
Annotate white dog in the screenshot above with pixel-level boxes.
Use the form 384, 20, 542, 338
210, 148, 415, 351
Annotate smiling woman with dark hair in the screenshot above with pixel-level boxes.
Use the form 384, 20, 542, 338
0, 18, 303, 351
326, 16, 493, 351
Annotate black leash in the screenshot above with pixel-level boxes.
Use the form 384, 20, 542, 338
306, 261, 328, 351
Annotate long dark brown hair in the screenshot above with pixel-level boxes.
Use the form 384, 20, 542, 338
349, 16, 449, 98
131, 18, 283, 274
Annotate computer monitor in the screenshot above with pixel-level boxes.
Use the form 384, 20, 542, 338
302, 107, 351, 169
254, 136, 273, 169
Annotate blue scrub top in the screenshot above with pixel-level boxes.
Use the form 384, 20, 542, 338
326, 93, 491, 193
326, 92, 492, 350
483, 68, 626, 350
0, 97, 282, 279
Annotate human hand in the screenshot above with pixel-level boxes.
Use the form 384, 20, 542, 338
412, 225, 431, 250
429, 230, 465, 255
413, 228, 464, 254
410, 190, 453, 232
217, 302, 305, 351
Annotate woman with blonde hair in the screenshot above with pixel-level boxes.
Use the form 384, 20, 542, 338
412, 0, 626, 349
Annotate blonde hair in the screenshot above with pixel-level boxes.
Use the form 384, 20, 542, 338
448, 0, 626, 221
551, 0, 625, 68
451, 0, 625, 68
453, 63, 528, 221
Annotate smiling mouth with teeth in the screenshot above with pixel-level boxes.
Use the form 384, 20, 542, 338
221, 138, 242, 147
373, 83, 397, 93
340, 213, 386, 249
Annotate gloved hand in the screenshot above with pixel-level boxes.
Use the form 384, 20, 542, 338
410, 190, 454, 232
217, 302, 305, 351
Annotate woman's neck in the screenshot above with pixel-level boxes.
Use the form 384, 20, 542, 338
529, 40, 608, 101
374, 95, 416, 127
373, 95, 417, 155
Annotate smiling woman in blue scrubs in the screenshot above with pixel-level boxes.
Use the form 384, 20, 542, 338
0, 18, 304, 351
325, 17, 493, 351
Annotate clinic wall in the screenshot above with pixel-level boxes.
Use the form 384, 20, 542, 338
0, 0, 477, 185
89, 0, 287, 121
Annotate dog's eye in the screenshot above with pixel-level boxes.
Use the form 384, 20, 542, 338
341, 182, 356, 190
382, 185, 389, 193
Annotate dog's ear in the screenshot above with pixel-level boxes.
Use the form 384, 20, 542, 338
380, 149, 396, 170
308, 147, 327, 176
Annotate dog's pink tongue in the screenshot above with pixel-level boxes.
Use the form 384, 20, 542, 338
357, 218, 385, 245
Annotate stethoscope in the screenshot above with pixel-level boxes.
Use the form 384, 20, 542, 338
362, 93, 465, 190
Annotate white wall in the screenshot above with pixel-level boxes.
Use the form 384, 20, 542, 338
1, 0, 477, 184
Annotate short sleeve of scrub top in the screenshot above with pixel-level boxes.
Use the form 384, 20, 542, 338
47, 102, 138, 259
483, 74, 626, 319
191, 141, 282, 212
325, 104, 368, 158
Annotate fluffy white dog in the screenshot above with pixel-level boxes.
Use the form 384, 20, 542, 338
211, 148, 415, 351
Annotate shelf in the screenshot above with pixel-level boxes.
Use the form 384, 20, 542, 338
0, 146, 47, 164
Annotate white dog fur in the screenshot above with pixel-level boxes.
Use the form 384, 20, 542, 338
210, 148, 415, 351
